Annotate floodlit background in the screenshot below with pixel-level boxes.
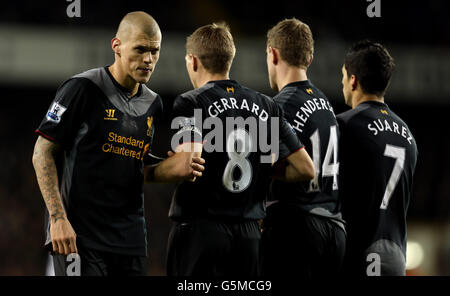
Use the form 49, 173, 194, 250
0, 0, 449, 275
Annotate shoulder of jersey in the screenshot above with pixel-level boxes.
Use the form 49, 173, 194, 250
383, 107, 411, 130
58, 73, 96, 93
302, 84, 329, 102
307, 81, 325, 95
274, 83, 326, 101
71, 67, 104, 81
238, 84, 273, 103
67, 67, 110, 95
178, 83, 215, 101
336, 103, 371, 124
273, 85, 297, 102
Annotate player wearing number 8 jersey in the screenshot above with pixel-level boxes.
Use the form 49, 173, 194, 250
166, 22, 315, 276
261, 18, 346, 277
338, 40, 418, 276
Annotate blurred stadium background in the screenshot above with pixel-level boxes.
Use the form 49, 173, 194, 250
0, 0, 448, 275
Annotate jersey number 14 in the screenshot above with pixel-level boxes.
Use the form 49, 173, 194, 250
308, 125, 339, 192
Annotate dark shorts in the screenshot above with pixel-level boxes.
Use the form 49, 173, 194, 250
52, 242, 147, 276
261, 203, 346, 277
167, 217, 261, 276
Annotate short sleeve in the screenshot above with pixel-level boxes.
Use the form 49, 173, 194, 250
35, 78, 88, 149
147, 95, 164, 150
171, 95, 203, 145
143, 152, 165, 166
143, 95, 165, 165
153, 95, 164, 124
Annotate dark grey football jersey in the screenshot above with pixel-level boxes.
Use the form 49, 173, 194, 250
36, 67, 163, 256
270, 80, 344, 228
337, 101, 418, 275
168, 79, 303, 221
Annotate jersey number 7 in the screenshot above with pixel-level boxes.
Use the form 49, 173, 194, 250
380, 144, 406, 210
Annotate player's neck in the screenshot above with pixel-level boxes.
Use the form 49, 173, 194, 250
277, 66, 308, 91
195, 72, 230, 89
108, 64, 140, 97
352, 92, 385, 108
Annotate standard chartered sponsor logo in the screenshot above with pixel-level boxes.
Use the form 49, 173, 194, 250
102, 132, 146, 160
107, 132, 145, 148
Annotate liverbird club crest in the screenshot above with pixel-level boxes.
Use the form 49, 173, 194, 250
147, 116, 154, 137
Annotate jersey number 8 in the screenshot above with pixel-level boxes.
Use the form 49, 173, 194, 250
222, 128, 253, 193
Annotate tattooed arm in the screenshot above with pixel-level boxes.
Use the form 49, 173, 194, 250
32, 136, 78, 255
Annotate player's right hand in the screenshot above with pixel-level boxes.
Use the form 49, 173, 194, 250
50, 219, 78, 255
190, 156, 205, 178
167, 150, 205, 181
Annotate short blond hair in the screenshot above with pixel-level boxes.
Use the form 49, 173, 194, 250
186, 22, 236, 74
267, 18, 314, 68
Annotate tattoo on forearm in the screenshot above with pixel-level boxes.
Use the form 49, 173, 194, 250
33, 137, 66, 223
51, 211, 66, 223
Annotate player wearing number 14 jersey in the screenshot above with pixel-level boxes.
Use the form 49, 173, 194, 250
166, 23, 315, 276
338, 41, 418, 276
261, 18, 346, 277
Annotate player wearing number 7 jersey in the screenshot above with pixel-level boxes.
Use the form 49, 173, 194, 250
338, 40, 418, 276
261, 18, 347, 277
166, 22, 315, 276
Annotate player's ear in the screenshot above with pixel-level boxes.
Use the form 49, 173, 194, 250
308, 54, 314, 66
350, 74, 357, 91
192, 55, 198, 72
112, 37, 121, 56
185, 54, 198, 73
270, 47, 278, 65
